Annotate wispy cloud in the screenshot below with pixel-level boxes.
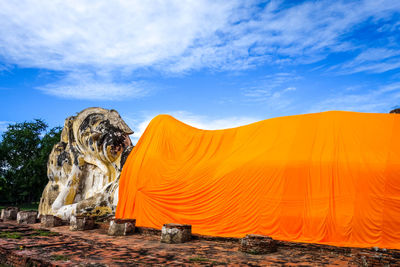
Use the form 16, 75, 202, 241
125, 111, 260, 144
332, 48, 400, 74
242, 72, 300, 110
309, 82, 400, 113
0, 0, 399, 99
0, 121, 12, 134
36, 71, 148, 100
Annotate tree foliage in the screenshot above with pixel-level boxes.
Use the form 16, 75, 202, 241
0, 119, 61, 204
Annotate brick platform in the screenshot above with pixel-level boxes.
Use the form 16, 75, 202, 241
1, 220, 400, 266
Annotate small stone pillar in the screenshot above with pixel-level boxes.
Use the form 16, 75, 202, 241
239, 234, 277, 254
0, 207, 19, 221
70, 215, 95, 231
108, 218, 136, 236
17, 210, 38, 224
161, 223, 192, 243
41, 215, 63, 227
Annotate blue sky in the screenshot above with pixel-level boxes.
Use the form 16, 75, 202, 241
1, 0, 400, 143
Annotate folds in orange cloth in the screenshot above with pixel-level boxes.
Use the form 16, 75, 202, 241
116, 111, 400, 249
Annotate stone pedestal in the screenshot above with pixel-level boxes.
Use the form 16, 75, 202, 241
108, 218, 136, 236
17, 210, 38, 224
239, 234, 277, 254
0, 207, 19, 221
161, 223, 191, 243
41, 215, 63, 227
70, 215, 95, 231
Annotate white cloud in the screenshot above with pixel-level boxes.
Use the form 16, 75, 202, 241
0, 0, 399, 71
0, 0, 238, 71
125, 111, 260, 144
0, 0, 399, 98
309, 82, 400, 113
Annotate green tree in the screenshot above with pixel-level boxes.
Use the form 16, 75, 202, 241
0, 119, 61, 204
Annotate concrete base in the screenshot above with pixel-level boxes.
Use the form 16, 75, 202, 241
40, 215, 63, 227
0, 207, 19, 221
70, 215, 95, 231
16, 210, 38, 224
108, 218, 136, 236
161, 223, 191, 243
239, 234, 277, 254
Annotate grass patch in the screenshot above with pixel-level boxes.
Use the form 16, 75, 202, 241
0, 232, 22, 239
51, 254, 70, 261
189, 256, 227, 265
211, 261, 227, 266
245, 249, 263, 255
32, 229, 59, 237
0, 229, 58, 240
189, 257, 210, 262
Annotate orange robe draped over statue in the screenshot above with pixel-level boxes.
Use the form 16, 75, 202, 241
116, 111, 400, 249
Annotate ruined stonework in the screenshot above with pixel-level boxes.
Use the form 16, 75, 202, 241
160, 223, 192, 243
239, 234, 277, 254
108, 218, 136, 236
16, 211, 38, 224
70, 215, 95, 231
39, 107, 133, 220
1, 207, 19, 221
40, 215, 63, 227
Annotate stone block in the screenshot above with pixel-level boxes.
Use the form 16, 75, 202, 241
239, 234, 277, 254
0, 207, 19, 221
40, 214, 63, 227
70, 215, 95, 231
108, 218, 136, 236
161, 223, 191, 243
17, 210, 38, 224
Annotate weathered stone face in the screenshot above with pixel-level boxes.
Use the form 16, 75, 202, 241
38, 107, 134, 220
